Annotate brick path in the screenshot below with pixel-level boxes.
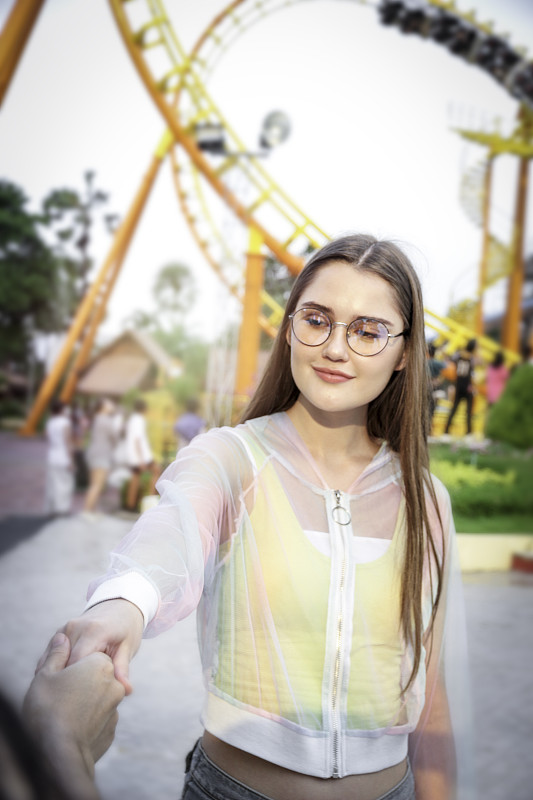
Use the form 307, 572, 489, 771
0, 430, 532, 799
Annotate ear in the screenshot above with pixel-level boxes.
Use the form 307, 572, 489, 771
285, 324, 292, 347
394, 347, 407, 372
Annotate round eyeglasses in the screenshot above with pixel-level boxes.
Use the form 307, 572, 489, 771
288, 308, 409, 357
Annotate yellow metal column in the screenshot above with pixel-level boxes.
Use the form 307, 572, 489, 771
0, 0, 46, 107
235, 227, 265, 398
503, 155, 529, 353
455, 107, 533, 350
59, 238, 127, 404
19, 130, 174, 434
475, 156, 494, 336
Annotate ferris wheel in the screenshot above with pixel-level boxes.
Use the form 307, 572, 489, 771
6, 0, 529, 433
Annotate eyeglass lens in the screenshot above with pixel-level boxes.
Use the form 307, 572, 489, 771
291, 309, 389, 355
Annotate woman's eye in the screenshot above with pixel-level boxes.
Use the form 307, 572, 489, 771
353, 322, 381, 340
304, 314, 328, 328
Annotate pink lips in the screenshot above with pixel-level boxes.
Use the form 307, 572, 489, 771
313, 367, 353, 383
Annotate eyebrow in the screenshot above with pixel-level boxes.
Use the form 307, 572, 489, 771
298, 301, 395, 327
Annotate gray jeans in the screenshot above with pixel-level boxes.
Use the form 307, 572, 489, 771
181, 740, 416, 800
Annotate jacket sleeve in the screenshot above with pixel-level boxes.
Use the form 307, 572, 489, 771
86, 427, 254, 637
408, 477, 477, 800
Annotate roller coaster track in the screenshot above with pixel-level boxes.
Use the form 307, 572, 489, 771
109, 0, 523, 362
460, 158, 512, 288
110, 0, 330, 267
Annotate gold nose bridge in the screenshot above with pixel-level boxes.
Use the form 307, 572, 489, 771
331, 321, 349, 330
327, 320, 351, 344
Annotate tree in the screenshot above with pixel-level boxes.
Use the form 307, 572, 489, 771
152, 262, 196, 331
485, 364, 533, 449
1, 173, 116, 381
263, 253, 295, 308
122, 261, 208, 397
41, 170, 118, 305
0, 181, 62, 365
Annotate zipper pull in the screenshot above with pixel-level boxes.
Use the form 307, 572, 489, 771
332, 489, 351, 526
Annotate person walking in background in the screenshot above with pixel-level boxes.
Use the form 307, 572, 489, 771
45, 400, 74, 517
125, 399, 159, 511
70, 402, 90, 491
427, 341, 445, 422
36, 235, 475, 800
444, 338, 478, 436
485, 351, 509, 407
173, 397, 206, 452
82, 398, 118, 518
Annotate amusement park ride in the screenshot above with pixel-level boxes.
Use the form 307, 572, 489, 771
1, 0, 532, 434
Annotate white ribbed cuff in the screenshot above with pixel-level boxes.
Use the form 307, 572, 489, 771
85, 572, 159, 630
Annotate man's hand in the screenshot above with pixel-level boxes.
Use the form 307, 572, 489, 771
24, 632, 126, 798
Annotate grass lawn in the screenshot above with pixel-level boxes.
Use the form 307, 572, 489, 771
454, 515, 533, 534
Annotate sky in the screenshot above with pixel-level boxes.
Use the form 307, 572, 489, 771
1, 0, 533, 351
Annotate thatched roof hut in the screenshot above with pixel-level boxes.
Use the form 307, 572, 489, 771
76, 330, 182, 398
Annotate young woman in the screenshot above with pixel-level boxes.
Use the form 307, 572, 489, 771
39, 234, 474, 800
83, 398, 117, 516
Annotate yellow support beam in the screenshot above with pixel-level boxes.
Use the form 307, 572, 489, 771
19, 130, 174, 435
455, 106, 533, 354
425, 309, 521, 368
0, 0, 46, 108
235, 227, 265, 397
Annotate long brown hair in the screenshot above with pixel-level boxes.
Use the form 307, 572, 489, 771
242, 233, 443, 688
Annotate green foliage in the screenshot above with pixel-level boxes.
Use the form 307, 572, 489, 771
0, 174, 114, 370
0, 397, 26, 419
259, 254, 296, 350
452, 514, 533, 534
431, 459, 515, 490
41, 170, 114, 301
167, 374, 200, 408
430, 442, 533, 520
121, 387, 142, 412
485, 364, 533, 449
0, 181, 62, 363
263, 255, 295, 308
121, 261, 209, 398
152, 262, 196, 320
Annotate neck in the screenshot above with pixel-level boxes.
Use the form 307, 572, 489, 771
286, 396, 377, 463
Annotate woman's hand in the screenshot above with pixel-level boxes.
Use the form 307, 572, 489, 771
24, 632, 126, 799
37, 599, 144, 695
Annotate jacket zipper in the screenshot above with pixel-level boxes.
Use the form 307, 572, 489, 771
331, 489, 349, 778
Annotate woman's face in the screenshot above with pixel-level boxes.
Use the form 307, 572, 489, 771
287, 262, 407, 423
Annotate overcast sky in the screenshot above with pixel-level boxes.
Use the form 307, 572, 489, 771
1, 0, 532, 347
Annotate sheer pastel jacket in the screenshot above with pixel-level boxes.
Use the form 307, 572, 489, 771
87, 413, 475, 796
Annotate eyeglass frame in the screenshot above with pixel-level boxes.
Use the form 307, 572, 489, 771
288, 307, 409, 357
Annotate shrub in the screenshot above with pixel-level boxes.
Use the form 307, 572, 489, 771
430, 444, 533, 518
431, 460, 515, 490
0, 397, 25, 419
485, 364, 533, 449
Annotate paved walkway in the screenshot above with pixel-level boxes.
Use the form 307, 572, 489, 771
0, 431, 532, 799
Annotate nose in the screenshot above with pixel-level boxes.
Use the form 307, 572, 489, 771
322, 322, 350, 360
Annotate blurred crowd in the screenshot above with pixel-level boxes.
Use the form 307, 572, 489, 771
43, 396, 205, 519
